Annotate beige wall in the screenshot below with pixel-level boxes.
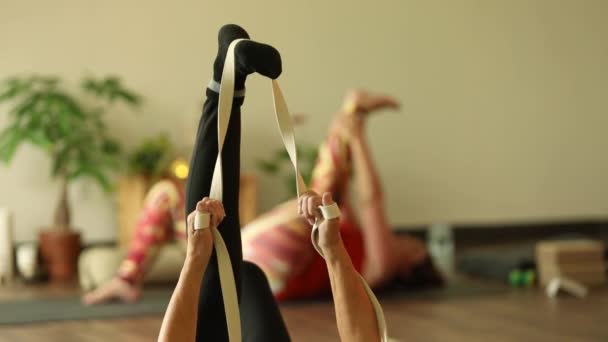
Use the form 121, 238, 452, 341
1, 0, 607, 242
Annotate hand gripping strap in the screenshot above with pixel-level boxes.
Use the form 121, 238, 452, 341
311, 219, 396, 342
269, 62, 391, 342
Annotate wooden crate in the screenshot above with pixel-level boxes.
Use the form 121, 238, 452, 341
536, 240, 606, 287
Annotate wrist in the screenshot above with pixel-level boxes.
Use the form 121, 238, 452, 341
320, 237, 346, 262
180, 263, 205, 286
185, 250, 211, 269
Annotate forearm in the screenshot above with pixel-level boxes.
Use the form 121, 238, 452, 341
158, 255, 209, 342
324, 242, 380, 342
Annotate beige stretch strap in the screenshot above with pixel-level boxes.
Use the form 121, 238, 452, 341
270, 80, 307, 197
206, 38, 248, 342
269, 66, 390, 342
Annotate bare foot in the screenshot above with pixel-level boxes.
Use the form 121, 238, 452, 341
82, 277, 142, 305
330, 89, 400, 141
341, 89, 400, 115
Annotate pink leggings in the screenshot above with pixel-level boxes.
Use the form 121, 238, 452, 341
116, 179, 186, 284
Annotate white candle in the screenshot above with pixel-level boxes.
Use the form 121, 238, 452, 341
0, 208, 14, 284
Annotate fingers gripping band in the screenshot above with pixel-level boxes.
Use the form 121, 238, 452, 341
319, 203, 341, 220
194, 212, 210, 230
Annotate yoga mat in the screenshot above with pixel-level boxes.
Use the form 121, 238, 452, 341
0, 280, 505, 325
0, 289, 172, 325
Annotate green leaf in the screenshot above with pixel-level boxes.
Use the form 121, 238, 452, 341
87, 169, 112, 192
304, 145, 319, 161
101, 138, 121, 155
276, 149, 290, 161
284, 174, 297, 198
254, 142, 319, 196
256, 159, 279, 174
75, 167, 113, 192
81, 78, 101, 95
27, 130, 52, 149
0, 77, 33, 102
52, 147, 71, 177
11, 92, 41, 119
57, 114, 72, 135
115, 89, 141, 105
127, 133, 172, 176
40, 77, 58, 88
82, 76, 141, 107
0, 80, 19, 102
52, 92, 86, 119
0, 126, 23, 164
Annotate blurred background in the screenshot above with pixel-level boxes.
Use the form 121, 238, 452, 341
0, 1, 607, 341
1, 0, 607, 244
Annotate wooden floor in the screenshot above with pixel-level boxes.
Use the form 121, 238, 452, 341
0, 281, 606, 341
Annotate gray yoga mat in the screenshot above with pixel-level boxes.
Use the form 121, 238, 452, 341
0, 289, 173, 325
0, 280, 505, 325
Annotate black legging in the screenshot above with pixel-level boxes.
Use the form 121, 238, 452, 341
186, 88, 291, 342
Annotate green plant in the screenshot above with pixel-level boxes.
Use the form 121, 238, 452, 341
0, 75, 141, 232
256, 143, 318, 199
128, 133, 174, 178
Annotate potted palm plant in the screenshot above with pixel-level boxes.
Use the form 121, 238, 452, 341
0, 75, 140, 281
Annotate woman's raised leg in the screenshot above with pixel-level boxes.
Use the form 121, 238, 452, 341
185, 24, 281, 341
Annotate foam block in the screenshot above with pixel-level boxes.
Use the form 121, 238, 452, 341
536, 240, 606, 286
546, 276, 588, 298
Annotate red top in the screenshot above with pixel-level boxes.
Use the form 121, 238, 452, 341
274, 218, 365, 301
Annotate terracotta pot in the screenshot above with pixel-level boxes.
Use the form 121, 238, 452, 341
39, 229, 81, 281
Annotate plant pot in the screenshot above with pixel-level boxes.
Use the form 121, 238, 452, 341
39, 229, 81, 282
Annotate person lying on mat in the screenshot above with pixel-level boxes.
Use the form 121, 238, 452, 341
158, 193, 380, 342
242, 89, 442, 301
82, 89, 440, 306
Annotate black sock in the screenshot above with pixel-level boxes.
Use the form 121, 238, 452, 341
213, 24, 282, 90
